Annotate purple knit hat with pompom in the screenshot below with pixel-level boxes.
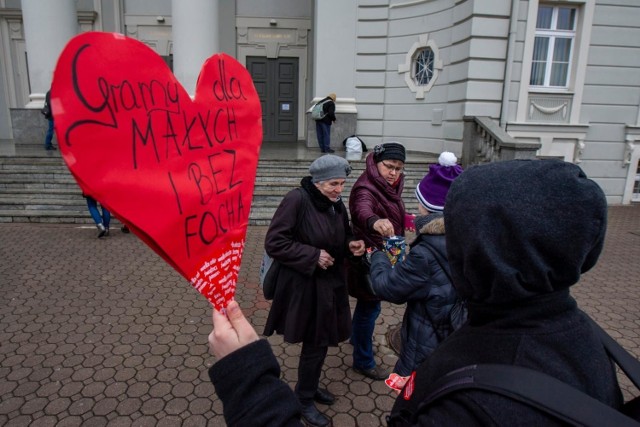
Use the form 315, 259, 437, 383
415, 152, 463, 212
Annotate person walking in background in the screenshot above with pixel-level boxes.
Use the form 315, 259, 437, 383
84, 195, 110, 238
313, 93, 337, 153
262, 155, 365, 427
368, 152, 465, 390
42, 90, 56, 150
347, 142, 407, 381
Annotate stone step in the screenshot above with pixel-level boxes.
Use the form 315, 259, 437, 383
0, 209, 102, 224
0, 188, 80, 196
0, 193, 422, 212
0, 153, 434, 224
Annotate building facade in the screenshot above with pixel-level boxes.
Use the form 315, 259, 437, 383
1, 0, 639, 203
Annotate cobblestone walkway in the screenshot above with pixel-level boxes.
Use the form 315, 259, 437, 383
1, 204, 639, 426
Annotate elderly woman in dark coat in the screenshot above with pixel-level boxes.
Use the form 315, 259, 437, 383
263, 154, 365, 427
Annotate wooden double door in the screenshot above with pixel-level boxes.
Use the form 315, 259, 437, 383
246, 57, 299, 143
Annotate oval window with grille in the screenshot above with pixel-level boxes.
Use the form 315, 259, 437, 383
414, 47, 434, 86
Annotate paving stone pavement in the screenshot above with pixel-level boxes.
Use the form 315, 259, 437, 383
0, 204, 639, 426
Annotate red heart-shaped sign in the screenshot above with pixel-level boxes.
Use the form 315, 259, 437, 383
51, 32, 262, 310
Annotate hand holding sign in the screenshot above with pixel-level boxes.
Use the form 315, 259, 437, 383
52, 32, 262, 310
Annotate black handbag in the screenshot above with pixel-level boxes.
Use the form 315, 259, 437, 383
347, 253, 377, 300
260, 254, 280, 300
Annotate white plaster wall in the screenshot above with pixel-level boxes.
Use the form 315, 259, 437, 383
314, 0, 356, 101
353, 0, 509, 156
576, 2, 640, 203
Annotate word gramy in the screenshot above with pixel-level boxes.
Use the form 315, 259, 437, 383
65, 44, 254, 276
67, 44, 243, 171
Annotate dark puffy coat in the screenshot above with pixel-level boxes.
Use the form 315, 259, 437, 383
347, 153, 406, 300
388, 160, 623, 426
369, 213, 459, 376
263, 177, 354, 346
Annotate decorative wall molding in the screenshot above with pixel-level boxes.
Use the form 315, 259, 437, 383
527, 94, 573, 123
530, 101, 567, 117
389, 0, 436, 9
507, 122, 588, 164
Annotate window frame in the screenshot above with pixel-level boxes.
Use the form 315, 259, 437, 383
398, 34, 442, 99
529, 5, 578, 90
413, 47, 435, 87
516, 0, 594, 125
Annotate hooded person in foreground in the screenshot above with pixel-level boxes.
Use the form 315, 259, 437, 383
207, 159, 623, 426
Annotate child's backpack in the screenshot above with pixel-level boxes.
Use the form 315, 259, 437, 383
311, 99, 330, 120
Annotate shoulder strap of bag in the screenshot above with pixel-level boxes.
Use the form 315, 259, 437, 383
295, 188, 309, 230
418, 363, 640, 427
588, 316, 640, 389
263, 189, 308, 275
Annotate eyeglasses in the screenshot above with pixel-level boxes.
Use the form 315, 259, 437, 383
381, 161, 404, 173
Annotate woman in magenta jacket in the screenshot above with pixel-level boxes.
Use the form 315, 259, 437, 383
347, 142, 407, 380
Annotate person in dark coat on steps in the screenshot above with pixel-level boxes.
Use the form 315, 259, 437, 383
314, 93, 337, 153
262, 154, 365, 427
207, 159, 623, 426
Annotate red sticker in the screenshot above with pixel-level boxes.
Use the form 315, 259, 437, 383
51, 32, 262, 311
385, 373, 410, 392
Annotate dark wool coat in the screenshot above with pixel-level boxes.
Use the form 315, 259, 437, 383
263, 177, 354, 346
369, 213, 459, 376
347, 152, 406, 300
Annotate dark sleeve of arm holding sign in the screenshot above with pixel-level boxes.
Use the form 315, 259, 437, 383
209, 339, 303, 427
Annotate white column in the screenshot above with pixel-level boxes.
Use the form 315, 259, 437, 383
172, 0, 219, 97
313, 0, 357, 108
21, 0, 77, 107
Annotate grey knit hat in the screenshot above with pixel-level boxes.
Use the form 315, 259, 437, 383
309, 154, 352, 183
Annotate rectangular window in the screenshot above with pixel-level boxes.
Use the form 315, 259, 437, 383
530, 5, 577, 89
